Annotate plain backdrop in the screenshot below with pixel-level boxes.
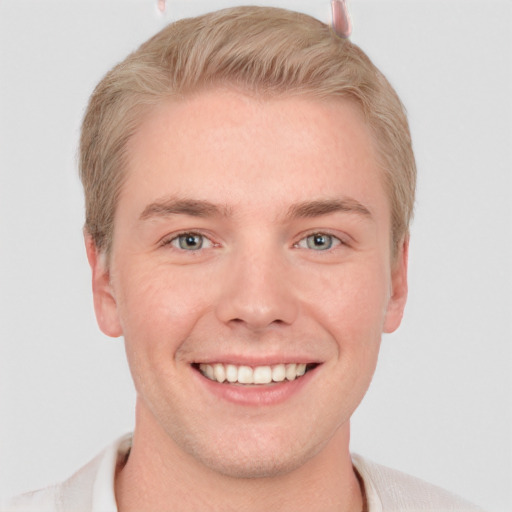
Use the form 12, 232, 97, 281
0, 1, 510, 511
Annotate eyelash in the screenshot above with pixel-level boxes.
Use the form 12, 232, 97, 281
161, 231, 346, 253
293, 232, 345, 252
161, 231, 216, 251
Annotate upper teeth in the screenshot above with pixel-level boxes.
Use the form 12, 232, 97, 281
198, 363, 307, 384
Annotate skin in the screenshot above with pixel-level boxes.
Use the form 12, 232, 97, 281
86, 88, 408, 512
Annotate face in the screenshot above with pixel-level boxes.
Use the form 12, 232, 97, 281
87, 88, 408, 478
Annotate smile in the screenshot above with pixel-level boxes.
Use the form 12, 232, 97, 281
196, 363, 316, 385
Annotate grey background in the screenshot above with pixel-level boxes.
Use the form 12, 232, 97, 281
0, 1, 510, 511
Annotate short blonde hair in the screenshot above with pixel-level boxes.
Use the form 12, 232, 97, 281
80, 6, 416, 255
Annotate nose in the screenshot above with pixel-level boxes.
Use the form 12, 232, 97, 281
215, 243, 299, 331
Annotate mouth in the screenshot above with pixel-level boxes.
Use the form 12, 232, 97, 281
194, 362, 319, 385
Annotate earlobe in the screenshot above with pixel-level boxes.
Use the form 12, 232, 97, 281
84, 232, 123, 338
383, 237, 409, 334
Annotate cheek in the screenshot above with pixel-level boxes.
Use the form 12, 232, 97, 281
114, 264, 214, 350
113, 265, 214, 401
302, 260, 391, 340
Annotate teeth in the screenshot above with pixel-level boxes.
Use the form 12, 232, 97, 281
226, 364, 238, 383
238, 366, 253, 384
285, 363, 297, 381
204, 364, 214, 380
198, 363, 312, 385
213, 363, 226, 383
271, 364, 286, 382
253, 366, 272, 384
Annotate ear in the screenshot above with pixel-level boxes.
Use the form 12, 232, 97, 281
84, 232, 123, 338
383, 237, 409, 333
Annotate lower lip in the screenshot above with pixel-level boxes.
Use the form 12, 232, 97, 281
193, 366, 319, 406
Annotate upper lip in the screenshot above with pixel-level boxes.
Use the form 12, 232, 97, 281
191, 357, 322, 366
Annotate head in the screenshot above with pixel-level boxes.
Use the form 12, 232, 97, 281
80, 6, 416, 260
81, 6, 415, 480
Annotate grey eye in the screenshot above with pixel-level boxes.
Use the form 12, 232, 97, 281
176, 233, 204, 250
306, 233, 334, 250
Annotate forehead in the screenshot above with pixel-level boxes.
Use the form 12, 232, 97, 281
121, 88, 387, 221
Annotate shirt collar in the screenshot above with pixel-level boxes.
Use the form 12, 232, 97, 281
91, 433, 132, 512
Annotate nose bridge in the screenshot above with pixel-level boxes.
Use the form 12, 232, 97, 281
215, 235, 298, 330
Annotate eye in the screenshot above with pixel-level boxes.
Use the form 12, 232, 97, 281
296, 233, 341, 251
168, 232, 213, 251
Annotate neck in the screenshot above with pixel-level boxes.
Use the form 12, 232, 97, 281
115, 402, 363, 512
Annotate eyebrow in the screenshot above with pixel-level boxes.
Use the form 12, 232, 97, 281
139, 198, 231, 220
139, 197, 372, 222
285, 198, 372, 220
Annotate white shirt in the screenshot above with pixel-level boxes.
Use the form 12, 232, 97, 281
2, 434, 485, 512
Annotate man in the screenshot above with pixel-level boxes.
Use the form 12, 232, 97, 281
4, 6, 485, 511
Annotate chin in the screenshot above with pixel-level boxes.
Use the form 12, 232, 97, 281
178, 427, 327, 480
198, 449, 310, 480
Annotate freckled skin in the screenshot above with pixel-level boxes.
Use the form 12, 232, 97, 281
86, 88, 408, 510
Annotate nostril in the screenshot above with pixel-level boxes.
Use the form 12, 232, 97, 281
215, 277, 299, 329
227, 317, 289, 330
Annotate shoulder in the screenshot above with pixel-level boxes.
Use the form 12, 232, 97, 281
1, 452, 102, 512
352, 454, 486, 512
1, 485, 60, 512
1, 434, 131, 512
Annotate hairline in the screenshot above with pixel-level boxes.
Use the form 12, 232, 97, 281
95, 85, 401, 264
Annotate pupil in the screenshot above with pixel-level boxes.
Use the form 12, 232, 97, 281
314, 235, 326, 246
307, 233, 332, 250
180, 234, 202, 250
